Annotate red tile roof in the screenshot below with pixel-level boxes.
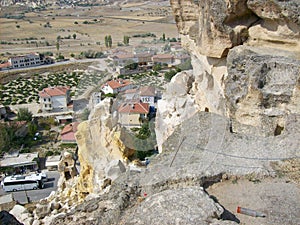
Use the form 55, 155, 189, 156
118, 102, 149, 114
61, 122, 79, 135
0, 62, 11, 69
106, 79, 131, 90
39, 86, 70, 98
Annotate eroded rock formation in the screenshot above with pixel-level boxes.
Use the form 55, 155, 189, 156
157, 0, 300, 149
75, 98, 134, 200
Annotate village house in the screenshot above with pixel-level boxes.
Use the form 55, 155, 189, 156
0, 152, 39, 174
108, 53, 138, 67
152, 54, 174, 65
139, 86, 156, 108
8, 53, 43, 69
60, 122, 79, 143
0, 62, 11, 71
135, 53, 153, 65
174, 53, 191, 65
133, 45, 156, 55
101, 79, 133, 95
170, 42, 182, 52
39, 86, 71, 112
45, 155, 61, 171
124, 86, 156, 109
118, 101, 149, 127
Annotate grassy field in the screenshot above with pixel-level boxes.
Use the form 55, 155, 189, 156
0, 2, 178, 60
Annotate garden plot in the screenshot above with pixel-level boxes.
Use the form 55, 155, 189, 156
0, 70, 84, 106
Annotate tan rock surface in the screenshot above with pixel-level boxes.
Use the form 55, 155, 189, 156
75, 98, 134, 200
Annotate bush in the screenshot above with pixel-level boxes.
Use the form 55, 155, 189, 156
164, 69, 177, 81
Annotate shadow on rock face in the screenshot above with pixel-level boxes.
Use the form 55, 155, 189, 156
0, 211, 23, 225
209, 194, 240, 223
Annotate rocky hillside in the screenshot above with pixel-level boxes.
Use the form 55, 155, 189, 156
4, 1, 299, 224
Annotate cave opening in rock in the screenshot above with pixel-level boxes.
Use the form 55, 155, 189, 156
205, 107, 209, 112
274, 125, 284, 136
64, 171, 71, 180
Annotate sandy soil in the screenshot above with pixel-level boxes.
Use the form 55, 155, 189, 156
207, 177, 300, 225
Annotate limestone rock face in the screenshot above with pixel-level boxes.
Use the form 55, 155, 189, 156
171, 0, 299, 58
155, 70, 198, 152
225, 46, 300, 136
75, 98, 133, 199
158, 0, 300, 150
127, 187, 226, 225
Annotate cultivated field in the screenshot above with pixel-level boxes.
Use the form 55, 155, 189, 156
0, 1, 178, 60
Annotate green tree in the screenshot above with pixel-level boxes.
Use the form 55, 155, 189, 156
73, 33, 77, 40
56, 41, 60, 52
153, 63, 162, 71
17, 108, 32, 122
27, 122, 37, 137
105, 35, 108, 48
164, 69, 177, 81
162, 33, 166, 42
108, 35, 112, 48
123, 35, 130, 45
0, 123, 12, 153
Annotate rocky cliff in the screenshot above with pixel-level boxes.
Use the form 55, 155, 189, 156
75, 98, 134, 200
156, 0, 300, 150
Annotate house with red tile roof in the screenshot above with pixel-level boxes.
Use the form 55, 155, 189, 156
0, 62, 11, 71
101, 79, 133, 95
39, 86, 71, 112
118, 101, 149, 127
60, 122, 79, 143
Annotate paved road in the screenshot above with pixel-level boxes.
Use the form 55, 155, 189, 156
0, 171, 60, 204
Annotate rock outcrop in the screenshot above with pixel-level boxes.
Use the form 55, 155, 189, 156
75, 98, 134, 200
158, 0, 300, 149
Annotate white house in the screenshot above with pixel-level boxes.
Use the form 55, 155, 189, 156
39, 86, 71, 112
8, 53, 43, 69
124, 86, 156, 108
139, 86, 156, 107
101, 79, 133, 95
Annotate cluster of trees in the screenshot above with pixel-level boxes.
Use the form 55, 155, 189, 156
0, 108, 36, 154
105, 35, 112, 48
120, 121, 157, 160
79, 50, 104, 59
164, 67, 182, 81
